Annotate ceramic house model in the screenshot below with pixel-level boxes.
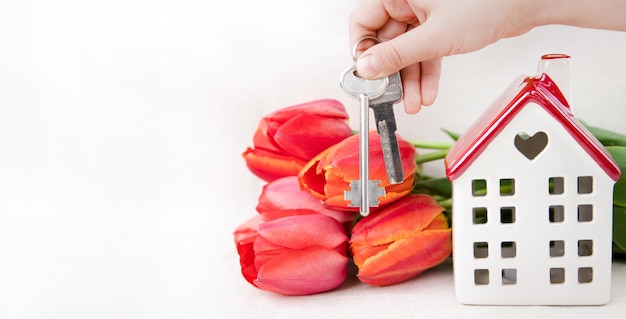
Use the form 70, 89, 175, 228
445, 55, 621, 305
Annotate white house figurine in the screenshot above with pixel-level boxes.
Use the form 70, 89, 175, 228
445, 54, 621, 305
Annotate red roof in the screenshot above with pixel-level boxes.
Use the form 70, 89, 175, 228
445, 73, 621, 182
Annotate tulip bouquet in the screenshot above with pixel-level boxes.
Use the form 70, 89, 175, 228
236, 99, 626, 296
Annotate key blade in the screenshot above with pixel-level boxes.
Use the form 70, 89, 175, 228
369, 71, 404, 185
377, 120, 405, 184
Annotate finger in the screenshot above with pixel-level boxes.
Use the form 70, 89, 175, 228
356, 21, 445, 79
349, 0, 389, 47
419, 57, 442, 106
376, 18, 409, 42
400, 64, 422, 114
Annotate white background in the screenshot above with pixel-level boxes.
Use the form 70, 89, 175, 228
1, 1, 625, 318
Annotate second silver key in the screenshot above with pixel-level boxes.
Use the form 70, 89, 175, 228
370, 71, 404, 184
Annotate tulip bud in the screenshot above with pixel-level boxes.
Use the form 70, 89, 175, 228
298, 131, 417, 210
350, 194, 452, 286
243, 99, 352, 182
234, 213, 349, 295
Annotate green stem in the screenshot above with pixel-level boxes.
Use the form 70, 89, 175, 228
415, 150, 449, 164
412, 141, 454, 150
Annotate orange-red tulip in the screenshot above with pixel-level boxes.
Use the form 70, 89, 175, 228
256, 176, 358, 230
234, 213, 349, 295
298, 131, 417, 210
350, 194, 452, 286
243, 99, 352, 182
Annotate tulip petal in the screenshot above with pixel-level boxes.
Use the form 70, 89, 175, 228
351, 242, 391, 266
234, 216, 264, 286
356, 229, 452, 286
426, 212, 450, 230
297, 147, 335, 199
267, 99, 349, 123
257, 208, 320, 222
256, 176, 357, 225
252, 120, 282, 153
234, 215, 263, 245
243, 147, 306, 182
351, 195, 446, 247
255, 246, 348, 295
273, 114, 351, 160
258, 214, 348, 250
253, 236, 292, 271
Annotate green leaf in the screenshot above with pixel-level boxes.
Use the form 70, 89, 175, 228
614, 205, 626, 255
583, 122, 626, 147
412, 177, 453, 198
441, 128, 461, 141
607, 146, 626, 207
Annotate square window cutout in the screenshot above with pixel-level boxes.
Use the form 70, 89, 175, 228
502, 268, 517, 285
578, 205, 593, 222
473, 207, 487, 224
578, 240, 593, 256
500, 207, 515, 224
472, 179, 487, 196
550, 240, 565, 257
549, 177, 564, 195
578, 176, 593, 194
550, 268, 565, 284
500, 179, 515, 196
549, 205, 564, 223
578, 267, 593, 283
501, 241, 516, 258
474, 242, 488, 258
474, 269, 489, 285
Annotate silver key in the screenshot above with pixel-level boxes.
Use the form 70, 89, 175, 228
340, 65, 388, 216
370, 71, 404, 184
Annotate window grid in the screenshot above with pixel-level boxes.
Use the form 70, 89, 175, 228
467, 175, 597, 286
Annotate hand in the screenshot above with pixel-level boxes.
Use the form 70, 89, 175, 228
349, 0, 538, 114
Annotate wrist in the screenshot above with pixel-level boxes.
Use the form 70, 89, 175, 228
529, 0, 626, 31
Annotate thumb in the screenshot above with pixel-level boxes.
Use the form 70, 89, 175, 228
355, 23, 444, 79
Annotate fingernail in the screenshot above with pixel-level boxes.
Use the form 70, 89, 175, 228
356, 55, 380, 78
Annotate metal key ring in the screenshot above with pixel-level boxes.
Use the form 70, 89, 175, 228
351, 36, 381, 61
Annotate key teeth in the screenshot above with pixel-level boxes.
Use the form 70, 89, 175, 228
344, 180, 361, 207
368, 181, 386, 207
344, 180, 386, 208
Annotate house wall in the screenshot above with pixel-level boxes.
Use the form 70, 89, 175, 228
452, 102, 615, 305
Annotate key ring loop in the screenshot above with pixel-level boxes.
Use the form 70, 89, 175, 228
351, 36, 381, 61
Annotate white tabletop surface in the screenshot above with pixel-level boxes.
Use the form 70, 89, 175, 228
1, 1, 626, 318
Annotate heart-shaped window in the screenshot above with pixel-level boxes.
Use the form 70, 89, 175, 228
514, 132, 548, 160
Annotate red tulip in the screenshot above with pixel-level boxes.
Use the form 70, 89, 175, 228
256, 176, 358, 229
234, 213, 349, 295
243, 99, 352, 182
350, 194, 452, 286
298, 131, 417, 210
